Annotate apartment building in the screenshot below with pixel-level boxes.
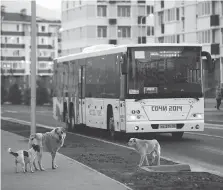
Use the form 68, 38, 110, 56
154, 0, 223, 90
1, 6, 61, 92
61, 0, 154, 56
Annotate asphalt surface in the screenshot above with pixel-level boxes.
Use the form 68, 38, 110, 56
1, 104, 223, 177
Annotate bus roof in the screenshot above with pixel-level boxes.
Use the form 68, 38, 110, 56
56, 43, 203, 63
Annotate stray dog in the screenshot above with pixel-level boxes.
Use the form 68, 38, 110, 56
28, 127, 66, 171
128, 138, 161, 167
8, 144, 40, 173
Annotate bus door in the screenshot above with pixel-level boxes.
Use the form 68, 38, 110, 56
78, 66, 86, 125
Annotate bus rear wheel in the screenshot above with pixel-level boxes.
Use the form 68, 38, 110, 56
171, 132, 184, 140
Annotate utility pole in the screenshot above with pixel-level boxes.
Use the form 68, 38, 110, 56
31, 0, 37, 135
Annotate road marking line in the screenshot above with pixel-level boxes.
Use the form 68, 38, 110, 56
198, 146, 223, 156
2, 116, 223, 178
4, 110, 18, 113
185, 132, 223, 139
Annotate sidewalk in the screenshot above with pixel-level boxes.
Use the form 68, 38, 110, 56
1, 130, 130, 190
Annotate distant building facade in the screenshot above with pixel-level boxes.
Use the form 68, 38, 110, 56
1, 5, 61, 93
61, 0, 155, 56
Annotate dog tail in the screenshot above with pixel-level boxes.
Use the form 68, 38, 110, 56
7, 148, 18, 157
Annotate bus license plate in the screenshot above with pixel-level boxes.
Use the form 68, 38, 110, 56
159, 124, 176, 129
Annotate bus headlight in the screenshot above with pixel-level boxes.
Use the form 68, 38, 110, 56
191, 113, 203, 119
127, 115, 144, 120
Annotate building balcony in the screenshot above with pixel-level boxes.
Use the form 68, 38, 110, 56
109, 39, 117, 45
1, 44, 25, 48
38, 57, 53, 61
211, 43, 220, 55
1, 56, 25, 61
1, 31, 25, 36
109, 0, 116, 4
210, 15, 220, 27
137, 0, 146, 3
37, 32, 53, 37
37, 45, 53, 49
138, 36, 146, 44
109, 18, 117, 25
38, 69, 53, 74
1, 68, 25, 75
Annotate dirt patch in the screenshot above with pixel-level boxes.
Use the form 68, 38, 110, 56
2, 120, 223, 190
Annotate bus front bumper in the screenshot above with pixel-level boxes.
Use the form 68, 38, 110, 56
125, 120, 204, 133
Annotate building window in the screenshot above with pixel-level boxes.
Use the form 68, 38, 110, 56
5, 37, 7, 43
41, 26, 45, 32
16, 25, 19, 31
176, 8, 179, 20
97, 26, 107, 38
41, 38, 45, 44
222, 29, 223, 44
197, 30, 211, 44
66, 1, 69, 9
222, 1, 223, 16
117, 6, 131, 17
147, 26, 154, 36
73, 1, 75, 7
198, 1, 210, 16
165, 8, 176, 22
147, 5, 154, 15
118, 26, 131, 38
97, 5, 107, 17
164, 35, 176, 43
17, 37, 19, 44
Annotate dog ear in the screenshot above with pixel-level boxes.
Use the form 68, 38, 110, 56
55, 127, 59, 133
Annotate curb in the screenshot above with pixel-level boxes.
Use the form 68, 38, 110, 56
141, 164, 191, 172
205, 121, 223, 125
2, 117, 223, 177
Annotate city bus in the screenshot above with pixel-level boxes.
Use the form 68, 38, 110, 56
53, 44, 214, 140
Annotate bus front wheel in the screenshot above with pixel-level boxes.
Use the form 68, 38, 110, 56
171, 132, 184, 140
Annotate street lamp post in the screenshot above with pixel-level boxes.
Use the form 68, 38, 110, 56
31, 0, 37, 135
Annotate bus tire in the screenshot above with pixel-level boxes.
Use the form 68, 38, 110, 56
108, 116, 116, 141
171, 132, 184, 140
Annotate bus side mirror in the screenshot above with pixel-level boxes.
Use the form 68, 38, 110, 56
201, 51, 215, 73
121, 53, 127, 75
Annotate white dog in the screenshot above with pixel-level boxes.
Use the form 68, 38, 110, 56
28, 127, 66, 171
8, 144, 40, 173
128, 138, 161, 167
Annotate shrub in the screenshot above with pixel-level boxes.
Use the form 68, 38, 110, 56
36, 86, 49, 106
1, 85, 7, 104
8, 84, 22, 104
24, 88, 31, 105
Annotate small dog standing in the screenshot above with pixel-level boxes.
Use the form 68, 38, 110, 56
128, 138, 161, 167
8, 144, 40, 173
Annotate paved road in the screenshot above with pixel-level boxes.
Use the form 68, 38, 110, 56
1, 105, 223, 176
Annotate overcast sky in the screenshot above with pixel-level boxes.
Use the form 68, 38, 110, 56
36, 0, 61, 10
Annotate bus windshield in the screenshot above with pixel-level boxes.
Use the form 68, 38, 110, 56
127, 46, 202, 99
